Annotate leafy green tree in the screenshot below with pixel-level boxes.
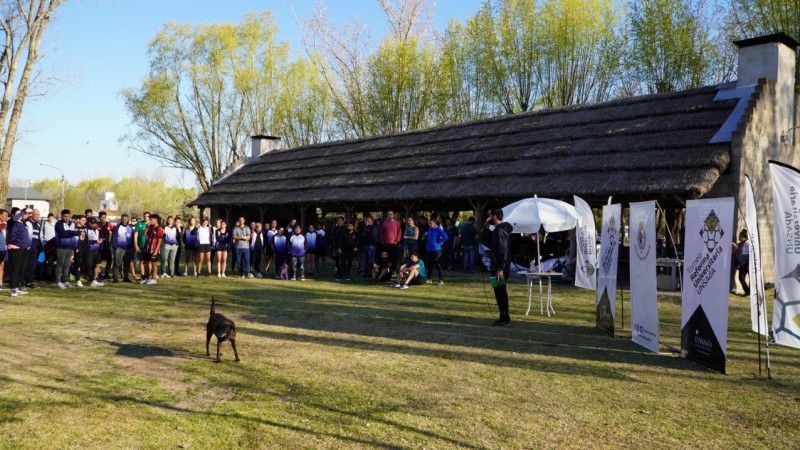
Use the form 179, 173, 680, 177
0, 0, 64, 206
122, 12, 313, 192
731, 0, 800, 89
624, 0, 726, 94
301, 0, 446, 137
535, 0, 622, 108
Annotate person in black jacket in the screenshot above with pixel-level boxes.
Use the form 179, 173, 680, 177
490, 209, 514, 327
336, 222, 359, 281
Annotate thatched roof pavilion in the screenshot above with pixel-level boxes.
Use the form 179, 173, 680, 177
191, 85, 740, 216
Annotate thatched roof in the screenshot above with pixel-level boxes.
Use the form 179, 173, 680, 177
192, 85, 742, 210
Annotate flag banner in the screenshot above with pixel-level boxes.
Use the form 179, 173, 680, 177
745, 176, 768, 335
630, 201, 659, 353
574, 196, 597, 291
768, 161, 800, 349
596, 203, 620, 335
681, 197, 734, 373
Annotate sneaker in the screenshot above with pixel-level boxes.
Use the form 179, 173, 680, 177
194, 273, 199, 277
161, 273, 168, 278
182, 273, 189, 277
246, 273, 254, 279
17, 289, 28, 295
76, 280, 84, 287
299, 277, 305, 281
140, 279, 149, 284
90, 280, 104, 287
64, 282, 73, 288
437, 280, 444, 286
217, 273, 222, 278
57, 282, 67, 289
222, 273, 226, 278
425, 279, 432, 284
391, 283, 400, 288
255, 272, 263, 279
147, 279, 157, 285
10, 289, 18, 297
492, 318, 511, 327
399, 284, 409, 289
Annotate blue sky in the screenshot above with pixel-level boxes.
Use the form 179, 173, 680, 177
11, 0, 483, 188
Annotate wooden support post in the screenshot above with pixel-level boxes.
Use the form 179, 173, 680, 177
402, 202, 414, 221
299, 204, 309, 230
345, 205, 354, 223
259, 206, 266, 224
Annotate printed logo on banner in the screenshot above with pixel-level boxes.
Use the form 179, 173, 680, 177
600, 216, 618, 275
774, 274, 800, 341
681, 305, 726, 372
596, 286, 615, 335
687, 210, 726, 295
700, 210, 724, 253
633, 322, 657, 344
633, 215, 651, 261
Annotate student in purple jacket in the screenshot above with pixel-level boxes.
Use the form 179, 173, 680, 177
54, 209, 83, 289
272, 227, 288, 278
6, 208, 32, 296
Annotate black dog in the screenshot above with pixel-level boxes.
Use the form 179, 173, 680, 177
206, 297, 240, 363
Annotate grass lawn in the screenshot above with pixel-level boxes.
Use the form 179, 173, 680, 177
0, 268, 798, 449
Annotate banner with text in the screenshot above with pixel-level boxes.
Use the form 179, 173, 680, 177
596, 203, 620, 336
574, 196, 597, 291
745, 176, 768, 335
630, 201, 659, 353
769, 161, 800, 349
681, 197, 733, 373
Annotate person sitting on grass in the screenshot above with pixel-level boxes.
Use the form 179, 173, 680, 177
372, 250, 392, 283
392, 252, 426, 289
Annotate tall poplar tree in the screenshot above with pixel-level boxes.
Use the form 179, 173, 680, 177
0, 0, 64, 205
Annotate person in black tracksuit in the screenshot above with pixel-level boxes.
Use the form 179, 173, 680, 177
336, 222, 359, 280
490, 209, 514, 327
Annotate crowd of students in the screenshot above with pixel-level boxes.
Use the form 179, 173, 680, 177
0, 207, 483, 299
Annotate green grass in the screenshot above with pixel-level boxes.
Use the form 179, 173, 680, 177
0, 268, 798, 449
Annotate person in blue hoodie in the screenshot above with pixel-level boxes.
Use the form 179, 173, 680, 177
112, 214, 134, 282
7, 208, 32, 296
425, 218, 448, 286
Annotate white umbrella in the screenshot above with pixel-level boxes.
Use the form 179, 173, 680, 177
502, 195, 582, 316
502, 195, 581, 269
502, 195, 581, 234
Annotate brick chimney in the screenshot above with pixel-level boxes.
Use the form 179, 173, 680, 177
251, 135, 282, 159
735, 33, 798, 141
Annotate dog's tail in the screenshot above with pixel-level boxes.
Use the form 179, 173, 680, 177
210, 296, 216, 317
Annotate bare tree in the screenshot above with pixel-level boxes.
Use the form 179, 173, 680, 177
0, 0, 64, 205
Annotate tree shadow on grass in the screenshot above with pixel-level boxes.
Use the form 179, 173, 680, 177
216, 285, 704, 376
0, 373, 469, 449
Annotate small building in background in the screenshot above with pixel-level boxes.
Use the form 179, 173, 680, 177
5, 187, 50, 218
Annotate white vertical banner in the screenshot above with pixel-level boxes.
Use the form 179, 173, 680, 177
681, 197, 734, 373
596, 203, 620, 336
768, 161, 800, 349
574, 196, 597, 291
744, 176, 768, 336
629, 201, 659, 353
